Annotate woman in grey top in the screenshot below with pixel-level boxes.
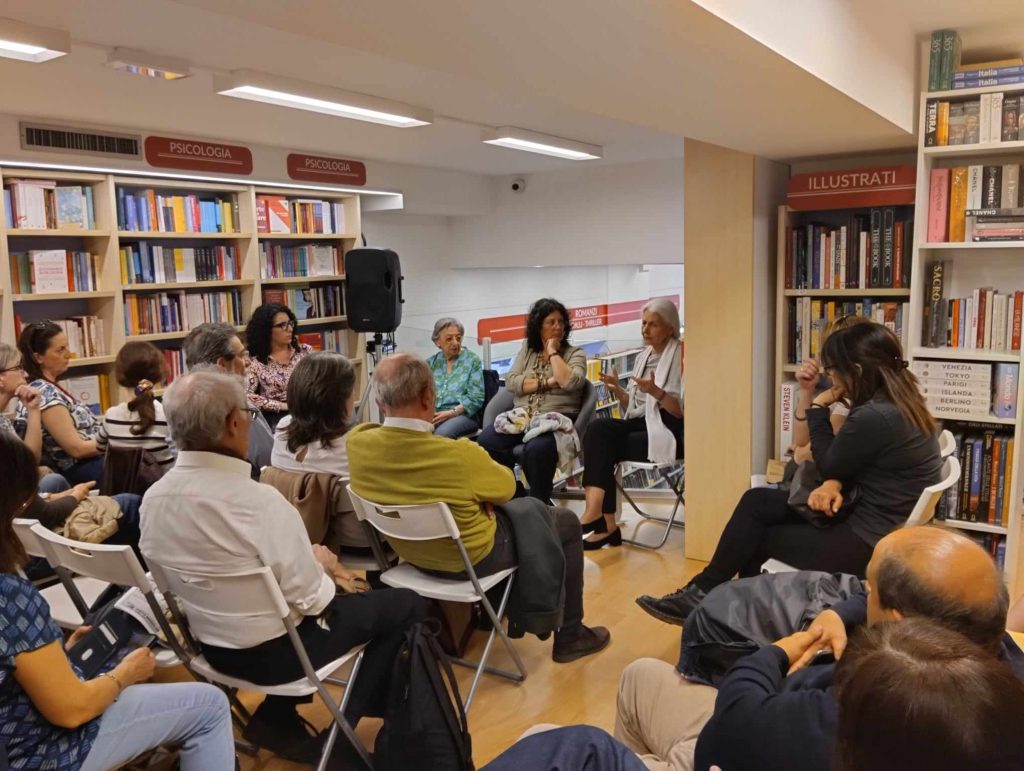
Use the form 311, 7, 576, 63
478, 298, 586, 503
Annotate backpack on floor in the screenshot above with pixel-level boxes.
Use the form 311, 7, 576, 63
375, 620, 475, 771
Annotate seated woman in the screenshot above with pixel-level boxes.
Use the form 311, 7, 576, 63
270, 351, 371, 554
637, 322, 941, 625
17, 322, 104, 486
577, 298, 683, 550
427, 316, 485, 439
244, 303, 312, 430
478, 298, 587, 504
0, 432, 235, 770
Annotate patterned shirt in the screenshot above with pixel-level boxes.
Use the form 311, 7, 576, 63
245, 344, 313, 413
0, 574, 100, 769
0, 413, 14, 436
428, 349, 485, 416
16, 380, 100, 472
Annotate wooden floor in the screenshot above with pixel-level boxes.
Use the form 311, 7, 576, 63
160, 501, 706, 769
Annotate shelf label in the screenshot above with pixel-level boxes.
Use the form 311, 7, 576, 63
787, 164, 916, 210
144, 135, 253, 175
287, 153, 367, 186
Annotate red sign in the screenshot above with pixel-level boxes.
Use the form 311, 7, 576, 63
144, 135, 253, 175
477, 296, 678, 343
287, 153, 367, 186
786, 164, 916, 211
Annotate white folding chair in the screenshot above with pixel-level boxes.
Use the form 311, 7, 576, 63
615, 460, 685, 549
905, 455, 962, 528
13, 518, 110, 630
938, 429, 957, 458
349, 490, 527, 712
147, 562, 370, 771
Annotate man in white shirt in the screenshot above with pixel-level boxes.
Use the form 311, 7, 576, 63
140, 369, 424, 763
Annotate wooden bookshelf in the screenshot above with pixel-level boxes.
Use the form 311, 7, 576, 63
782, 288, 911, 298
908, 83, 1024, 595
260, 275, 345, 285
12, 291, 117, 301
296, 315, 347, 327
257, 233, 355, 241
8, 228, 113, 238
121, 280, 253, 292
117, 231, 251, 240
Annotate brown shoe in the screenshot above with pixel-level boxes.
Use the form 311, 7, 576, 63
552, 624, 611, 663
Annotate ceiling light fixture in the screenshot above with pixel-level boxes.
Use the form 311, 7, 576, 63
214, 69, 432, 128
482, 126, 602, 160
0, 18, 69, 63
107, 47, 191, 80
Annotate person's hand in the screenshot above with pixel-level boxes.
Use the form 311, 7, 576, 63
808, 481, 843, 515
599, 367, 619, 389
15, 384, 41, 411
66, 625, 92, 649
312, 544, 340, 575
813, 386, 841, 408
112, 646, 156, 686
544, 336, 560, 357
772, 627, 824, 674
790, 609, 849, 668
53, 481, 96, 503
331, 562, 360, 583
795, 359, 820, 392
545, 376, 558, 390
432, 410, 454, 426
632, 373, 660, 396
793, 443, 813, 464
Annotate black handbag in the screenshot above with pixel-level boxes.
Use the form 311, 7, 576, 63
787, 460, 859, 528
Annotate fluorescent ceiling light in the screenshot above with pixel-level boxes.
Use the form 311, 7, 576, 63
107, 47, 191, 80
215, 69, 432, 128
482, 127, 602, 160
0, 18, 69, 63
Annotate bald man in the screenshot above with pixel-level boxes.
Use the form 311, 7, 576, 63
616, 526, 1024, 771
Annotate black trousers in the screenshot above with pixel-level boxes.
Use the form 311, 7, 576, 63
478, 421, 573, 504
581, 414, 684, 514
693, 487, 875, 592
202, 588, 426, 722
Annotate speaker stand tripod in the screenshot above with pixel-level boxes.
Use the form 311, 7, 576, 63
354, 332, 386, 424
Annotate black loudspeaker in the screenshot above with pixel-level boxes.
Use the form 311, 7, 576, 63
344, 248, 404, 332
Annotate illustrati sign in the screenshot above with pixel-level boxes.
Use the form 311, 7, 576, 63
787, 165, 916, 211
144, 136, 254, 175
287, 153, 367, 186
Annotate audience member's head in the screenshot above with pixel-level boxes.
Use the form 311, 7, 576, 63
834, 618, 1024, 771
17, 320, 67, 381
819, 322, 935, 435
867, 526, 1008, 654
373, 354, 435, 420
432, 317, 465, 361
525, 298, 572, 353
115, 341, 166, 435
245, 303, 299, 364
0, 343, 27, 403
0, 432, 37, 573
821, 313, 872, 341
641, 298, 681, 343
284, 352, 356, 453
182, 322, 246, 376
163, 370, 250, 459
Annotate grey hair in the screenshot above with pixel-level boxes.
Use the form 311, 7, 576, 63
643, 298, 681, 339
182, 322, 240, 369
0, 343, 18, 371
431, 317, 465, 343
374, 354, 434, 410
163, 369, 246, 451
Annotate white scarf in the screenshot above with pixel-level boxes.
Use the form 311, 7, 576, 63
629, 338, 681, 464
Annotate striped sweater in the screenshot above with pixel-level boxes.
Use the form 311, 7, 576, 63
96, 401, 176, 466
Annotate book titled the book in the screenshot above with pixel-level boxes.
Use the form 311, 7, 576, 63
993, 363, 1019, 418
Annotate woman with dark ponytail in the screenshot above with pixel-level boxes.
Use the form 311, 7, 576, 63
638, 322, 942, 626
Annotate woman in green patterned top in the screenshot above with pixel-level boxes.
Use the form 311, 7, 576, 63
428, 317, 485, 439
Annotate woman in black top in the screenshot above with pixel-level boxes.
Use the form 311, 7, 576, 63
637, 322, 941, 625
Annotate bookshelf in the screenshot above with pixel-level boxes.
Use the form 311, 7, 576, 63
908, 82, 1024, 595
0, 165, 367, 408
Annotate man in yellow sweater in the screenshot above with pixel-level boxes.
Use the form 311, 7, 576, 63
348, 354, 610, 663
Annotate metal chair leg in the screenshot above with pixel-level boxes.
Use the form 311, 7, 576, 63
315, 651, 370, 771
619, 465, 685, 550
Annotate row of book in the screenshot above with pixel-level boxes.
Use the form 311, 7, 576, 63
911, 360, 1019, 420
592, 380, 623, 419
921, 263, 1023, 352
262, 286, 344, 320
926, 30, 962, 92
4, 180, 96, 230
9, 250, 100, 294
784, 210, 911, 290
786, 300, 909, 364
118, 243, 240, 285
116, 188, 239, 233
256, 196, 347, 235
925, 94, 1024, 146
162, 348, 186, 386
123, 289, 243, 336
53, 374, 110, 416
927, 165, 1024, 242
259, 242, 344, 279
14, 315, 107, 359
297, 329, 350, 356
940, 426, 1015, 528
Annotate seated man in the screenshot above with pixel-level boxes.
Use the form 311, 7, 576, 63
615, 526, 1022, 771
346, 353, 609, 662
140, 370, 425, 763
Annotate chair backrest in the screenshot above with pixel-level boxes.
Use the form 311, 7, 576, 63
938, 429, 957, 458
482, 387, 514, 429
29, 523, 152, 589
12, 518, 47, 558
259, 465, 342, 545
101, 445, 167, 496
573, 380, 599, 444
349, 489, 461, 542
474, 369, 501, 423
905, 455, 962, 528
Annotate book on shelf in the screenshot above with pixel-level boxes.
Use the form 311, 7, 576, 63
255, 195, 346, 235
920, 262, 1023, 351
118, 243, 239, 284
116, 188, 238, 233
5, 180, 96, 229
62, 374, 110, 416
993, 363, 1020, 419
297, 330, 350, 356
779, 380, 797, 458
123, 289, 243, 336
787, 298, 909, 364
9, 250, 100, 294
927, 29, 962, 92
258, 242, 344, 279
929, 164, 1024, 242
14, 315, 107, 358
926, 94, 1024, 145
261, 285, 344, 319
162, 348, 186, 385
936, 425, 1014, 530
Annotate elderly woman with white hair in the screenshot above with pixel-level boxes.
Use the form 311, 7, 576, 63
579, 298, 684, 549
427, 317, 485, 439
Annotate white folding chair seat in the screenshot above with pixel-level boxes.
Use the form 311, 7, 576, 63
186, 648, 362, 698
614, 460, 685, 550
349, 491, 526, 712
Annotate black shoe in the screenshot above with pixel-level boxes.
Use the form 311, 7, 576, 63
583, 527, 622, 550
635, 583, 707, 626
242, 705, 324, 763
552, 624, 611, 663
580, 518, 608, 535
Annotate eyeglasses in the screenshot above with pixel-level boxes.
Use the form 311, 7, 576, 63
272, 321, 296, 330
0, 362, 25, 375
245, 407, 260, 422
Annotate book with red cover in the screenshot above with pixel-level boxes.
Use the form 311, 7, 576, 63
927, 168, 950, 242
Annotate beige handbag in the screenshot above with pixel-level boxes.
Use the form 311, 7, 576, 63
59, 495, 123, 544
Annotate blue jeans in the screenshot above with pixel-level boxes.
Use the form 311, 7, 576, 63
79, 683, 234, 771
481, 725, 648, 771
62, 456, 105, 486
434, 414, 479, 439
107, 493, 142, 549
38, 473, 71, 494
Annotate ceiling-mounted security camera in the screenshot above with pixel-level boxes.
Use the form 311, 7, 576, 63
511, 177, 527, 193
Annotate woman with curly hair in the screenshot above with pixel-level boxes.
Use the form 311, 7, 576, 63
244, 303, 312, 429
478, 297, 587, 503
